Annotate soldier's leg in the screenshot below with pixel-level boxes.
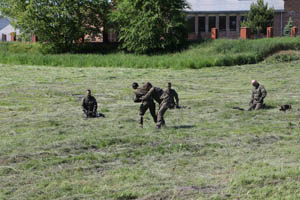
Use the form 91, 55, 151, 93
83, 110, 88, 118
156, 103, 168, 128
149, 101, 157, 123
139, 103, 149, 127
96, 112, 105, 118
87, 110, 94, 118
248, 103, 256, 111
255, 103, 264, 110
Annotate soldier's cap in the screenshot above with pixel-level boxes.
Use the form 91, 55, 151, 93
86, 89, 91, 93
132, 82, 139, 89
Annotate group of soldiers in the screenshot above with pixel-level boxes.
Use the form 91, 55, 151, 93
81, 79, 268, 128
132, 82, 179, 129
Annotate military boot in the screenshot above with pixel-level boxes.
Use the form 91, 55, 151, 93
139, 116, 143, 128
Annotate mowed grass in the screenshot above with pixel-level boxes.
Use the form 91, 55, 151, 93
1, 61, 300, 199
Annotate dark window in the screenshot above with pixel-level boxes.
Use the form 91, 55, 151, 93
186, 16, 195, 33
208, 16, 216, 32
219, 16, 226, 32
240, 16, 248, 25
198, 16, 205, 32
230, 16, 237, 31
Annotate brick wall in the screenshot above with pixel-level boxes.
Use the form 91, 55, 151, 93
186, 0, 300, 40
283, 0, 300, 35
273, 12, 282, 37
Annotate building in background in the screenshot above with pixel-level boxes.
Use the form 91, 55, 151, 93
1, 0, 299, 42
185, 0, 300, 39
0, 17, 20, 41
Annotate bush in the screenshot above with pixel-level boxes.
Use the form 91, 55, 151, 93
284, 17, 293, 37
110, 0, 189, 54
1, 37, 300, 69
0, 42, 119, 54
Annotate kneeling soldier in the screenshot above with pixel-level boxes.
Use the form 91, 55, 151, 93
82, 89, 101, 118
248, 80, 267, 111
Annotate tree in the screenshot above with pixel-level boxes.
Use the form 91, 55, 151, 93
111, 0, 189, 54
283, 17, 293, 37
0, 0, 111, 51
241, 0, 274, 35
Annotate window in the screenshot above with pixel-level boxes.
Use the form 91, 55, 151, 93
230, 16, 237, 31
240, 16, 248, 26
219, 16, 226, 32
198, 16, 205, 32
186, 16, 195, 33
208, 16, 216, 32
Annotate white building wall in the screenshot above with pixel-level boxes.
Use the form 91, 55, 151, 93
0, 24, 20, 41
0, 18, 20, 42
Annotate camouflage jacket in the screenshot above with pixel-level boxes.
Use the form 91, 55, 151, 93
141, 87, 164, 104
162, 88, 179, 108
250, 84, 267, 103
133, 87, 149, 103
82, 95, 97, 112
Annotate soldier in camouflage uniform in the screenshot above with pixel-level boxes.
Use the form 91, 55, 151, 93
167, 82, 180, 109
132, 82, 157, 128
248, 80, 267, 111
82, 89, 98, 118
142, 82, 178, 129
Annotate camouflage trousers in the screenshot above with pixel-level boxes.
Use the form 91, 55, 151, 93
84, 110, 105, 118
248, 100, 265, 111
139, 101, 157, 126
156, 101, 169, 128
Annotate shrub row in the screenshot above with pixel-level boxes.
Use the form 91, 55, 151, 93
0, 37, 299, 69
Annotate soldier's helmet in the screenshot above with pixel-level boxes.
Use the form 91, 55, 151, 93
132, 82, 139, 89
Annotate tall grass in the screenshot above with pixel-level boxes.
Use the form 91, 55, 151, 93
0, 37, 300, 69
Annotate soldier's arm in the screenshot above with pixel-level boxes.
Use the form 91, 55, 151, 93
141, 88, 154, 101
133, 92, 142, 103
259, 87, 267, 102
248, 103, 256, 111
82, 98, 86, 110
94, 98, 98, 112
174, 90, 179, 106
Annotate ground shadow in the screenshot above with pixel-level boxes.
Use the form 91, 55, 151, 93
172, 125, 196, 129
264, 105, 277, 110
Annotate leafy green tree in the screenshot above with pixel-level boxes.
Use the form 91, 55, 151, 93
283, 17, 293, 37
0, 0, 111, 51
241, 0, 274, 35
111, 0, 189, 54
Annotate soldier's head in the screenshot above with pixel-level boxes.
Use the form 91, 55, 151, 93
86, 89, 91, 96
251, 80, 259, 87
144, 82, 152, 91
132, 82, 139, 90
168, 82, 172, 89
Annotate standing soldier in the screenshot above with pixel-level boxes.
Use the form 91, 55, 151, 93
248, 80, 267, 111
82, 89, 98, 118
132, 82, 157, 128
166, 82, 180, 109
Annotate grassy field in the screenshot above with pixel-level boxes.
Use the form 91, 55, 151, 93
1, 37, 300, 69
1, 58, 300, 199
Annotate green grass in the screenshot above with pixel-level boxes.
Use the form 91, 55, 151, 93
1, 37, 300, 69
1, 60, 300, 199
